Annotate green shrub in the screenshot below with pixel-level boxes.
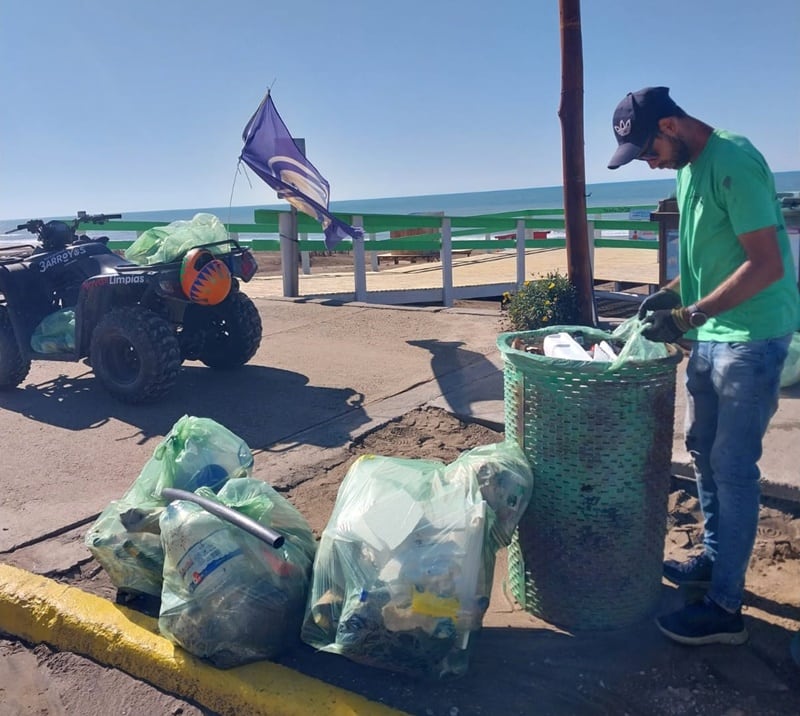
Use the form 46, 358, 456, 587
501, 270, 580, 331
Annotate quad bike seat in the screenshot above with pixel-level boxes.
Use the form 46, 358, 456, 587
79, 251, 137, 276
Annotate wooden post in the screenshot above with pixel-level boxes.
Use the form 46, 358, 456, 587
558, 0, 596, 325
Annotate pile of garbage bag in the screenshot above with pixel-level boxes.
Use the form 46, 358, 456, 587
87, 415, 317, 668
301, 442, 533, 679
87, 413, 536, 677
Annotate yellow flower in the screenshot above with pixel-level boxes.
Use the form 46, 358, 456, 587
548, 282, 555, 289
542, 316, 549, 322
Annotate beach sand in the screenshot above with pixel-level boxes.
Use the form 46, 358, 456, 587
252, 249, 356, 277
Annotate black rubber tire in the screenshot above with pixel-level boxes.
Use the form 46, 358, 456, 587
0, 307, 30, 389
90, 306, 180, 403
191, 292, 262, 369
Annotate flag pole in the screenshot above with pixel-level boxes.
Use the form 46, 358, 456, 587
279, 137, 307, 297
279, 211, 297, 297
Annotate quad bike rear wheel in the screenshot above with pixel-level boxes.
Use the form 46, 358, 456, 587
0, 307, 31, 389
181, 292, 262, 369
90, 306, 180, 403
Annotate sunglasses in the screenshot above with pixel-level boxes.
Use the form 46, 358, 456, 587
637, 133, 660, 161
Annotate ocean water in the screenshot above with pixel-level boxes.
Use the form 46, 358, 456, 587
115, 170, 800, 223
2, 171, 798, 238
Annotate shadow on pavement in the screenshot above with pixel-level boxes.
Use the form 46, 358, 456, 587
779, 381, 800, 401
407, 338, 502, 417
0, 363, 369, 452
273, 625, 631, 716
271, 598, 800, 716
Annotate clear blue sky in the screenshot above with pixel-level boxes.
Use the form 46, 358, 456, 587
1, 0, 798, 219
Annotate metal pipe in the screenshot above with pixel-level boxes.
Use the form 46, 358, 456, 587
161, 488, 285, 548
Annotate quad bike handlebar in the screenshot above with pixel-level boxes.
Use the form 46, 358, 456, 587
10, 211, 122, 235
5, 211, 122, 251
77, 211, 122, 224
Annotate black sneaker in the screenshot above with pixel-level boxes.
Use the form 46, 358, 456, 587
663, 553, 713, 587
656, 597, 748, 646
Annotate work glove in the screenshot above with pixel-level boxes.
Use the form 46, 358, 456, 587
641, 307, 691, 343
637, 287, 681, 320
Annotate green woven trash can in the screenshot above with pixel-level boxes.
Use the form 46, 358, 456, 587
498, 326, 682, 630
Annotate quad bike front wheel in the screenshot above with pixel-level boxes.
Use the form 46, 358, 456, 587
181, 292, 262, 369
90, 306, 180, 403
0, 307, 31, 389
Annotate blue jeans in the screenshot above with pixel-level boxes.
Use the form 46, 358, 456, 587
684, 335, 791, 612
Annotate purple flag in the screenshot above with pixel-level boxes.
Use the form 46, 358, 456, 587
240, 92, 362, 250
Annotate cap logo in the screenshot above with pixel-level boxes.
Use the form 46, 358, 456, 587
614, 118, 632, 137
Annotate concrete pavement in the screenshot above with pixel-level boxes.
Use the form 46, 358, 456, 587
1, 280, 798, 714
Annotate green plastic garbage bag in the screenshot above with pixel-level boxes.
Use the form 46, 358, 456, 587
84, 415, 254, 597
609, 316, 670, 368
444, 441, 533, 550
780, 332, 800, 388
302, 442, 532, 679
158, 478, 316, 668
124, 213, 229, 265
31, 308, 75, 353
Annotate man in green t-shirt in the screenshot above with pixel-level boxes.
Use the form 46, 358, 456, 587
608, 86, 799, 647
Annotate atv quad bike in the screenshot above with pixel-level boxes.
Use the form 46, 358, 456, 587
0, 212, 262, 403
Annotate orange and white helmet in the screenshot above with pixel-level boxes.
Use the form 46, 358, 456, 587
180, 248, 232, 305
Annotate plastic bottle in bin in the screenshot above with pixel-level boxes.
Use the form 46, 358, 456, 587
542, 332, 591, 360
591, 340, 618, 362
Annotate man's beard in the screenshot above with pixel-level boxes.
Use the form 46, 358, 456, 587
662, 134, 692, 169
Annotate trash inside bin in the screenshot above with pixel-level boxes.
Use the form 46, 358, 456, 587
497, 325, 682, 630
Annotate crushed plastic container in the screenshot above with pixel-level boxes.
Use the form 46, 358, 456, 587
542, 332, 591, 360
591, 339, 618, 362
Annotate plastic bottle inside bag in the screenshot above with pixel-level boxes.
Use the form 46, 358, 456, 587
543, 332, 591, 360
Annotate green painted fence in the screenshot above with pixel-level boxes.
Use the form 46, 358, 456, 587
84, 205, 660, 255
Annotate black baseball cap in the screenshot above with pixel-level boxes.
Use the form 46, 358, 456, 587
608, 86, 682, 169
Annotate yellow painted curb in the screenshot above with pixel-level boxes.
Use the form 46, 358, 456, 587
0, 564, 408, 716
